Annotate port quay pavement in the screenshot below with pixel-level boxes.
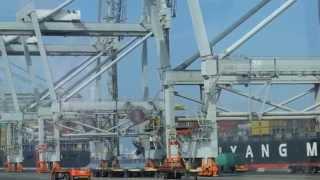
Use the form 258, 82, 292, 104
0, 172, 319, 180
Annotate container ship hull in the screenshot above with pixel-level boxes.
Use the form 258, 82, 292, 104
217, 119, 320, 170
0, 149, 90, 168
0, 139, 318, 168
219, 138, 320, 167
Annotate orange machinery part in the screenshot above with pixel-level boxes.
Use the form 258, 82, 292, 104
160, 156, 185, 171
4, 162, 24, 172
52, 162, 62, 172
36, 161, 49, 173
145, 159, 157, 169
235, 164, 249, 172
16, 163, 24, 172
4, 162, 16, 172
198, 158, 219, 177
159, 139, 185, 171
69, 168, 91, 177
35, 144, 49, 173
51, 168, 91, 180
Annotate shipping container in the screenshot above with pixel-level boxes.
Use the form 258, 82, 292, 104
0, 127, 6, 146
251, 127, 271, 136
251, 121, 270, 128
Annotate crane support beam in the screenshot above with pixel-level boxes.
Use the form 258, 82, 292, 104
166, 72, 320, 86
0, 22, 149, 37
4, 44, 101, 56
62, 32, 152, 102
202, 58, 320, 76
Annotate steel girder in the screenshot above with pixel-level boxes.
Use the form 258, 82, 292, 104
166, 58, 320, 85
165, 71, 320, 85
62, 32, 153, 102
4, 44, 101, 56
0, 22, 149, 37
202, 58, 320, 76
187, 0, 218, 158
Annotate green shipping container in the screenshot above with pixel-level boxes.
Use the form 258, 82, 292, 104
216, 153, 236, 172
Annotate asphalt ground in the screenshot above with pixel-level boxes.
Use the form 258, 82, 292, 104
0, 172, 319, 180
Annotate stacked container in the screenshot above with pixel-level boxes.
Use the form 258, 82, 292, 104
250, 121, 271, 136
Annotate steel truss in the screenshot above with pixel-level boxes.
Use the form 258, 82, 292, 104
0, 0, 319, 169
0, 0, 172, 167
165, 0, 320, 160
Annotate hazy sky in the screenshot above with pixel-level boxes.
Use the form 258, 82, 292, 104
1, 0, 320, 113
